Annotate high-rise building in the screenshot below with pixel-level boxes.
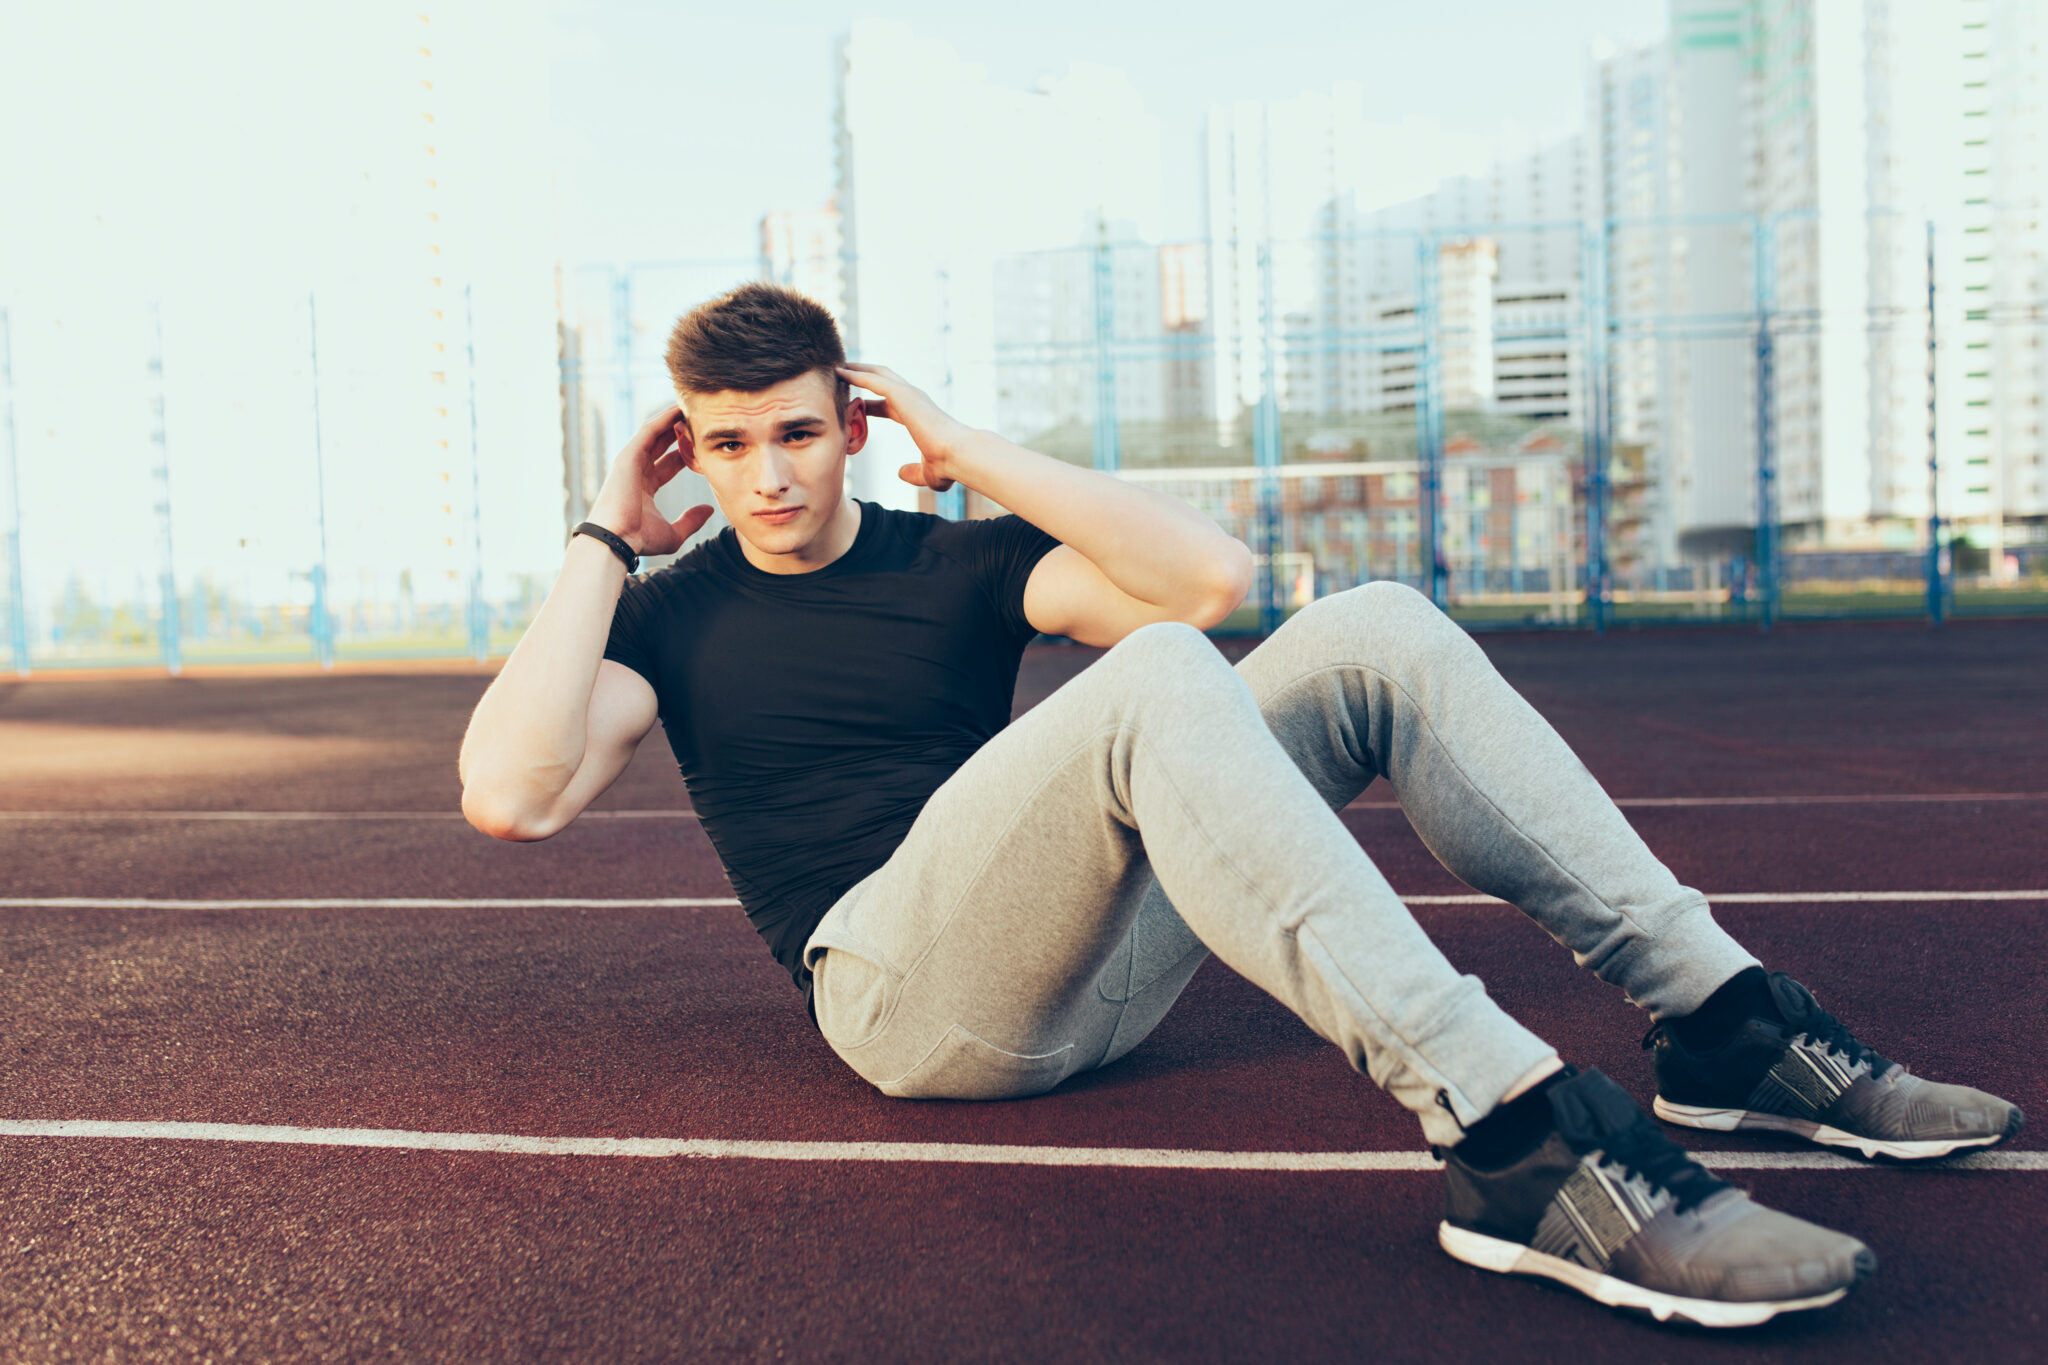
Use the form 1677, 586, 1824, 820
1202, 86, 1497, 440
1667, 0, 2046, 559
1956, 0, 2046, 562
1267, 134, 1592, 433
834, 19, 1162, 508
1587, 37, 1683, 563
992, 230, 1166, 446
992, 233, 1216, 460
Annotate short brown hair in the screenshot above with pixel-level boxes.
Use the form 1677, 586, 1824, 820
665, 282, 849, 421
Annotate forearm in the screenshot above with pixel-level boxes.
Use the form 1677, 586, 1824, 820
948, 429, 1250, 612
458, 536, 627, 811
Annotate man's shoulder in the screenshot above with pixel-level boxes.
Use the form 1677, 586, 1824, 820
617, 536, 724, 610
866, 502, 946, 541
884, 505, 1019, 557
640, 534, 725, 583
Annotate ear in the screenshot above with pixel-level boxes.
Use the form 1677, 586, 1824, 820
842, 396, 869, 456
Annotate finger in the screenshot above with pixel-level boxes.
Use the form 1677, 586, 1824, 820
635, 403, 683, 452
669, 503, 716, 540
863, 396, 897, 424
836, 363, 901, 391
896, 464, 952, 492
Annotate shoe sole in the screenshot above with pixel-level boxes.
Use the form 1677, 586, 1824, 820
1653, 1098, 2016, 1161
1437, 1223, 1854, 1328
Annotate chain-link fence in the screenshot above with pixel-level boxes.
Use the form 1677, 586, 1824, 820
3, 214, 2043, 672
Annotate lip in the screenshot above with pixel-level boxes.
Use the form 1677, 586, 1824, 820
753, 506, 804, 523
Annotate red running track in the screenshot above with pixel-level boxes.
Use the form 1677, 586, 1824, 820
0, 617, 2043, 1361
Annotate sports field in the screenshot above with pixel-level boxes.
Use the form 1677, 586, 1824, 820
1, 619, 2041, 1360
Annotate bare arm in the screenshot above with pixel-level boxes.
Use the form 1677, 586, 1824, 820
458, 405, 712, 841
840, 363, 1252, 646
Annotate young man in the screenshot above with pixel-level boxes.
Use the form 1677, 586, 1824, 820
459, 283, 2021, 1329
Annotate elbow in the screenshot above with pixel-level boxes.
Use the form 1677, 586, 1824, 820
1190, 542, 1255, 630
461, 785, 563, 842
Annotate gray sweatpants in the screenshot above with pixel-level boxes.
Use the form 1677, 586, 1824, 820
803, 581, 1757, 1147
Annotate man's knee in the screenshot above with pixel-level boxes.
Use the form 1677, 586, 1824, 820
1285, 579, 1474, 674
1105, 619, 1228, 672
1097, 620, 1247, 712
1327, 579, 1445, 626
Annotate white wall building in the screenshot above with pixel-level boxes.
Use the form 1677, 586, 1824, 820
992, 230, 1171, 445
759, 199, 845, 322
1588, 37, 1684, 562
835, 20, 1162, 509
1668, 0, 2047, 557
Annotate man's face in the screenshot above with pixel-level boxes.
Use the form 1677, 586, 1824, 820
682, 370, 866, 566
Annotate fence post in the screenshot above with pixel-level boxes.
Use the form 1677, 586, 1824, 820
610, 268, 634, 484
1580, 222, 1613, 632
307, 293, 335, 669
1091, 224, 1120, 475
147, 304, 183, 674
1752, 216, 1779, 631
936, 266, 964, 518
1255, 239, 1283, 634
0, 307, 26, 675
1415, 233, 1447, 609
1924, 220, 1945, 625
464, 285, 488, 663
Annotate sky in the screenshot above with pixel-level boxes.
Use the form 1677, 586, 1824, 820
547, 0, 1669, 264
2, 0, 1668, 616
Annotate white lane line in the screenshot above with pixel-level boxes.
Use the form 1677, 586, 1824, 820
0, 809, 701, 821
0, 1120, 2038, 1171
1347, 792, 2048, 811
6, 793, 2045, 821
0, 897, 743, 910
5, 891, 2046, 912
1403, 890, 2048, 906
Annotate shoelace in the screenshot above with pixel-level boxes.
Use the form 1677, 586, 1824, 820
1595, 1111, 1730, 1215
1777, 991, 1897, 1078
1639, 986, 1900, 1080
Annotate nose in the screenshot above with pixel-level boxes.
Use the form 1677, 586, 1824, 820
755, 445, 793, 496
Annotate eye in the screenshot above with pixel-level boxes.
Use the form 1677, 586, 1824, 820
717, 441, 745, 454
786, 428, 817, 444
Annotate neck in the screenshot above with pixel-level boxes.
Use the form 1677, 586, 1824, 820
736, 497, 863, 575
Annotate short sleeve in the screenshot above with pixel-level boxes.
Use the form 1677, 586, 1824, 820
960, 514, 1060, 642
601, 574, 662, 688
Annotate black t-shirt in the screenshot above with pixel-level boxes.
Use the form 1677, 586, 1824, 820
602, 501, 1060, 998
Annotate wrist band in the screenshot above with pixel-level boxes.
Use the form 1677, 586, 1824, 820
572, 521, 639, 571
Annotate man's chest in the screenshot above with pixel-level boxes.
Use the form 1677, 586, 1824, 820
653, 576, 1016, 774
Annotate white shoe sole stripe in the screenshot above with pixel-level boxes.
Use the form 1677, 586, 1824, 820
1653, 1098, 2015, 1161
1437, 1223, 1853, 1327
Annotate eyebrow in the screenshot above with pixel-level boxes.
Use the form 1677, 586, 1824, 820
700, 414, 828, 442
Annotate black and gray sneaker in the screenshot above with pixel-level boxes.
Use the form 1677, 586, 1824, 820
1439, 1068, 1874, 1328
1649, 973, 2025, 1161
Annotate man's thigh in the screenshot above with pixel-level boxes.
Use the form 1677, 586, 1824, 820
805, 656, 1206, 1100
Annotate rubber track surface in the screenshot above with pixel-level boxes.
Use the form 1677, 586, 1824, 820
1, 617, 2043, 1361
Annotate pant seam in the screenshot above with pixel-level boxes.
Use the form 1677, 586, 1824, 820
1125, 724, 1479, 1106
